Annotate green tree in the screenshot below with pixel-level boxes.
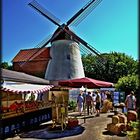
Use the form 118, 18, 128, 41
82, 52, 138, 83
115, 74, 139, 93
82, 54, 96, 77
1, 62, 13, 70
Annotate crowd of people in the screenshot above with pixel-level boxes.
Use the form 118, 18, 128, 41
77, 90, 103, 117
76, 90, 137, 117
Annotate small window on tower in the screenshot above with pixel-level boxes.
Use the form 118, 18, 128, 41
68, 74, 71, 79
67, 55, 70, 60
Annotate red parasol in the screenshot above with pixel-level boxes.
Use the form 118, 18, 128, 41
59, 77, 114, 88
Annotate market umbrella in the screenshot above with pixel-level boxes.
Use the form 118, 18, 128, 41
59, 77, 114, 88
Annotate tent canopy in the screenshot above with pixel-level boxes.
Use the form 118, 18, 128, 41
59, 77, 114, 88
1, 82, 54, 94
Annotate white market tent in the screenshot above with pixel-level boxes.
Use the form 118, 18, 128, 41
1, 69, 54, 113
1, 68, 54, 94
1, 81, 53, 94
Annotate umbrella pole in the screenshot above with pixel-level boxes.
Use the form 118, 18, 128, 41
23, 94, 26, 112
84, 86, 87, 123
84, 101, 86, 123
7, 92, 9, 112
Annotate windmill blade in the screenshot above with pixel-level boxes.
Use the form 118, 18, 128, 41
66, 0, 102, 26
21, 0, 63, 67
19, 29, 63, 67
71, 0, 102, 27
79, 44, 106, 67
35, 34, 52, 48
80, 46, 89, 55
63, 28, 106, 64
28, 28, 63, 61
79, 44, 93, 55
19, 34, 52, 67
65, 29, 101, 56
29, 0, 61, 27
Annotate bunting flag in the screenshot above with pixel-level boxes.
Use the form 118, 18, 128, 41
1, 83, 54, 94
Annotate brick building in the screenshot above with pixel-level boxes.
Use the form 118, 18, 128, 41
12, 47, 50, 78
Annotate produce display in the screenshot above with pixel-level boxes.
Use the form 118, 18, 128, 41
107, 110, 138, 135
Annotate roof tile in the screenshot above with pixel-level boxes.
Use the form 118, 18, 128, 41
12, 47, 50, 62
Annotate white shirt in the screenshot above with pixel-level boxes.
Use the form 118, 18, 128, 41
125, 94, 136, 109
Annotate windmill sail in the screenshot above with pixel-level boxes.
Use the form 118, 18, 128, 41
67, 0, 102, 26
19, 0, 105, 78
63, 29, 101, 56
70, 0, 103, 27
29, 0, 61, 26
20, 0, 104, 67
27, 0, 103, 55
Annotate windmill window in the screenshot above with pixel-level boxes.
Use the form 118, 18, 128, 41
68, 74, 71, 79
67, 55, 70, 60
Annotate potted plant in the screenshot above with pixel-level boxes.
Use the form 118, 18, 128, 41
127, 121, 139, 140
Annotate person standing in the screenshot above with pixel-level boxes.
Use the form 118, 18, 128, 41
100, 91, 107, 107
77, 93, 84, 115
95, 91, 101, 116
92, 93, 96, 114
125, 91, 136, 111
86, 92, 93, 115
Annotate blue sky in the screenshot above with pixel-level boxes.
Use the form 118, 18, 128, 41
2, 0, 138, 64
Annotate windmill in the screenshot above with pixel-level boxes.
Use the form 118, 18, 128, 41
25, 0, 103, 85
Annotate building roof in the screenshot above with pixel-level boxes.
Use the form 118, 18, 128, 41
1, 69, 50, 85
12, 47, 50, 62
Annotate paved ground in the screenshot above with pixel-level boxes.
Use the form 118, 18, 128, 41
6, 111, 137, 140
54, 112, 129, 140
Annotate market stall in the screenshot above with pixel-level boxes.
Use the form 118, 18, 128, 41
1, 81, 54, 118
1, 68, 55, 138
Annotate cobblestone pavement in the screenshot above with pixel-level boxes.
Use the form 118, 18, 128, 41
6, 111, 136, 140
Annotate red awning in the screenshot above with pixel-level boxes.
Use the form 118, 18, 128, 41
1, 83, 54, 94
59, 77, 114, 88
